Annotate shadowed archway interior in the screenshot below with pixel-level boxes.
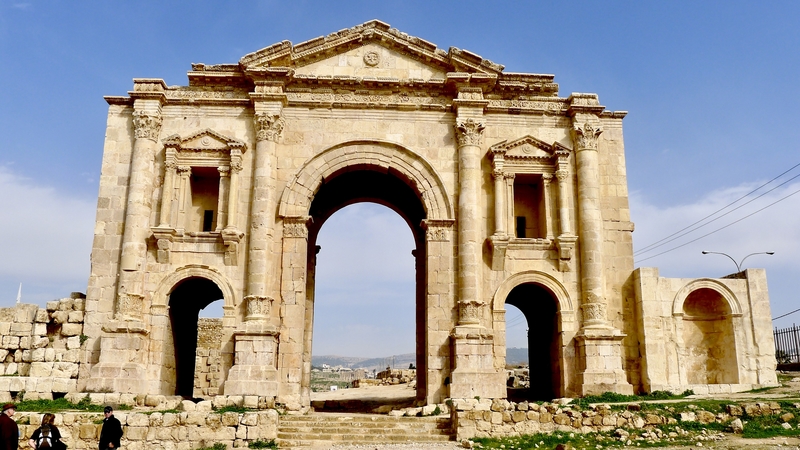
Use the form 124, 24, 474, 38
168, 277, 223, 398
505, 283, 559, 401
305, 168, 428, 402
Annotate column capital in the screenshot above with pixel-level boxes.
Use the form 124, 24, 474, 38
421, 218, 454, 242
454, 118, 485, 147
571, 121, 603, 150
132, 110, 162, 142
282, 215, 310, 238
254, 113, 285, 142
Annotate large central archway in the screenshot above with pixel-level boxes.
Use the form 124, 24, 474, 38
279, 140, 455, 405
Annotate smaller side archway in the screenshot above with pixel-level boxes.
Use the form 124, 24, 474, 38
673, 280, 742, 385
492, 271, 575, 400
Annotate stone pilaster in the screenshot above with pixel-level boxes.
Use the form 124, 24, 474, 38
223, 296, 279, 398
569, 93, 632, 396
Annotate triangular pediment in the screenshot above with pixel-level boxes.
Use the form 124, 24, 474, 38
491, 135, 568, 161
239, 20, 505, 79
163, 129, 246, 153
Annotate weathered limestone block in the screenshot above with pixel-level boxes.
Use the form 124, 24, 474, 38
34, 310, 49, 323
68, 311, 84, 323
61, 323, 83, 336
125, 426, 148, 441
127, 414, 149, 427
51, 311, 69, 324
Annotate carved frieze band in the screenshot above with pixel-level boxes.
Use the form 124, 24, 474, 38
254, 113, 285, 142
572, 122, 603, 150
133, 111, 162, 141
455, 118, 486, 147
422, 219, 454, 242
283, 216, 310, 238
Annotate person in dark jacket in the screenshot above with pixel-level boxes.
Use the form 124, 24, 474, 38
0, 403, 19, 450
98, 406, 122, 450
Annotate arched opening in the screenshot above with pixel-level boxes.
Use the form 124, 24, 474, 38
305, 168, 426, 411
168, 277, 224, 398
504, 283, 560, 400
681, 287, 738, 384
504, 303, 530, 398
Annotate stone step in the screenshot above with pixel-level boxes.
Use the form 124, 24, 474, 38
277, 413, 454, 449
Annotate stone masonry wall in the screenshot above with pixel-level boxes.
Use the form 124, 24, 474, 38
195, 319, 224, 398
0, 296, 85, 400
12, 410, 278, 450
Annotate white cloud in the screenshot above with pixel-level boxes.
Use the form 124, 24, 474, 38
631, 178, 800, 327
0, 167, 94, 307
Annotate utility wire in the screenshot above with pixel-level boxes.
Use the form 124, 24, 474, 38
773, 308, 800, 321
635, 163, 800, 257
636, 186, 800, 263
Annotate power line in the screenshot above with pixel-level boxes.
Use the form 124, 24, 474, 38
635, 163, 800, 257
636, 186, 800, 263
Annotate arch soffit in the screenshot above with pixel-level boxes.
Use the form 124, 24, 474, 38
278, 140, 454, 220
492, 270, 573, 314
152, 265, 237, 310
672, 278, 743, 316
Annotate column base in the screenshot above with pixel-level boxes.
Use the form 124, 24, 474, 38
575, 327, 634, 396
449, 326, 506, 399
223, 322, 279, 398
86, 324, 150, 394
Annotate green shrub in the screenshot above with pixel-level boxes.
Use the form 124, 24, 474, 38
248, 440, 278, 449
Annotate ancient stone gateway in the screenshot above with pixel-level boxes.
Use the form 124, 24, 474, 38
78, 20, 778, 409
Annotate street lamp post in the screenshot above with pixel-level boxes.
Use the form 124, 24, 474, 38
701, 251, 775, 273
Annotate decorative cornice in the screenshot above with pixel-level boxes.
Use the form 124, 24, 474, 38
421, 219, 454, 242
254, 113, 285, 142
283, 216, 310, 238
454, 118, 485, 147
132, 111, 162, 141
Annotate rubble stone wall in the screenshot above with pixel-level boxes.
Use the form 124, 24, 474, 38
195, 319, 224, 398
12, 410, 278, 450
0, 296, 86, 400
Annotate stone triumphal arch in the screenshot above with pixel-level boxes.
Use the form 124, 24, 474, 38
79, 20, 778, 409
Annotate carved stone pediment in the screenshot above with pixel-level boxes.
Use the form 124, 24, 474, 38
239, 20, 504, 77
163, 129, 246, 154
490, 135, 570, 162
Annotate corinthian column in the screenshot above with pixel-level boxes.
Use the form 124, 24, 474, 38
116, 90, 164, 320
454, 118, 485, 323
572, 119, 609, 328
245, 111, 284, 307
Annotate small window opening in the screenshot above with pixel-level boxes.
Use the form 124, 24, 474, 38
189, 167, 220, 232
513, 175, 545, 239
516, 217, 527, 238
203, 210, 214, 232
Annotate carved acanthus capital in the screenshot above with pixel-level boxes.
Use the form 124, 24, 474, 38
254, 113, 285, 142
458, 300, 487, 326
117, 292, 145, 321
133, 111, 162, 141
177, 165, 192, 175
283, 216, 310, 238
492, 169, 505, 180
572, 122, 603, 150
581, 302, 608, 326
218, 166, 231, 177
555, 169, 569, 182
455, 118, 485, 147
244, 295, 273, 322
164, 159, 178, 171
230, 160, 243, 173
542, 173, 553, 185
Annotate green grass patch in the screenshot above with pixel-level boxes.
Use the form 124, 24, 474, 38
197, 444, 226, 450
247, 439, 278, 449
472, 428, 711, 449
16, 395, 130, 413
214, 405, 250, 414
742, 414, 800, 438
569, 390, 692, 409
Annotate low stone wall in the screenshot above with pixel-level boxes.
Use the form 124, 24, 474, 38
450, 398, 797, 440
13, 410, 278, 450
0, 296, 85, 400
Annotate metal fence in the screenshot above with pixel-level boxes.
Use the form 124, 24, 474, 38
774, 324, 800, 364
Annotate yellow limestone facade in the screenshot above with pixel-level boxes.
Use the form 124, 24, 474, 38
79, 20, 778, 409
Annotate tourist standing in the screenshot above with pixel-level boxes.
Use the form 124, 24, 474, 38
98, 407, 121, 450
0, 404, 19, 450
28, 413, 62, 450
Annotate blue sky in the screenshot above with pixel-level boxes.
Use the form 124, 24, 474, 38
1, 1, 799, 356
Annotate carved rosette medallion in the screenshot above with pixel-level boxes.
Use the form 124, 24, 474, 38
363, 51, 380, 67
458, 300, 486, 326
581, 302, 607, 325
455, 118, 486, 147
244, 295, 273, 321
422, 219, 454, 242
132, 111, 162, 141
283, 216, 309, 238
254, 113, 285, 142
572, 122, 603, 150
117, 293, 145, 321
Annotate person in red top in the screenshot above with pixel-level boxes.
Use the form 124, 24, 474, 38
0, 403, 19, 450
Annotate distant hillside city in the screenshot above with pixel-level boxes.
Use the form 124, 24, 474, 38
311, 348, 529, 372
